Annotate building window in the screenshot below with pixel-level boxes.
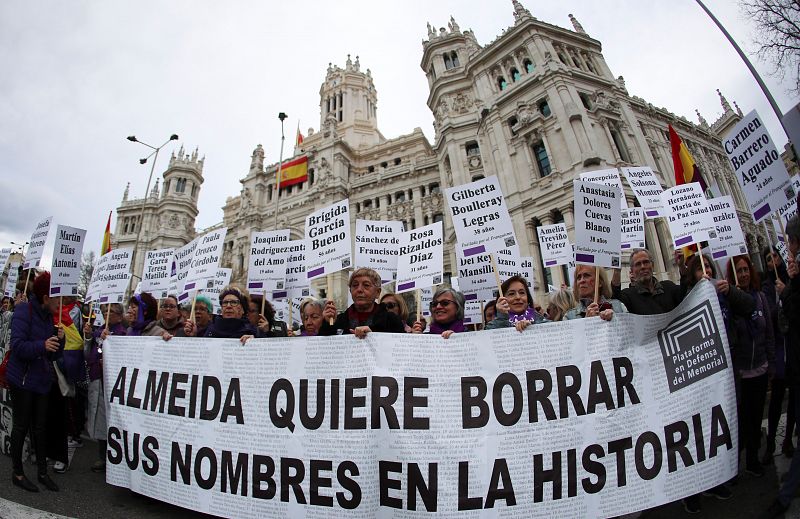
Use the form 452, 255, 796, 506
407, 189, 413, 201
176, 178, 187, 193
429, 183, 440, 194
191, 184, 197, 198
472, 174, 485, 181
429, 66, 436, 81
368, 165, 375, 173
394, 157, 401, 165
123, 218, 129, 234
433, 213, 444, 223
508, 116, 518, 136
395, 191, 406, 203
524, 59, 534, 73
497, 77, 508, 91
450, 51, 460, 67
363, 199, 372, 209
610, 126, 631, 162
444, 53, 453, 70
579, 92, 592, 110
532, 141, 552, 177
465, 141, 480, 157
381, 161, 388, 169
538, 99, 551, 117
584, 55, 596, 73
510, 67, 521, 82
309, 168, 315, 186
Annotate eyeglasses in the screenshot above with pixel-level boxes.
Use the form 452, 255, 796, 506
383, 302, 398, 309
161, 304, 177, 310
430, 300, 455, 309
221, 300, 241, 307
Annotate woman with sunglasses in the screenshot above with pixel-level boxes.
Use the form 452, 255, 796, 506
564, 265, 626, 321
183, 287, 257, 344
486, 275, 548, 331
380, 293, 412, 332
411, 287, 466, 339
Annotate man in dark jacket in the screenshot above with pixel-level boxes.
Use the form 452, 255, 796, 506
612, 248, 686, 315
319, 268, 405, 338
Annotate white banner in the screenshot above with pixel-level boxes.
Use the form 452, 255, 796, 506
574, 180, 622, 268
774, 219, 790, 265
50, 225, 86, 297
445, 176, 517, 256
247, 230, 291, 296
4, 262, 19, 298
723, 109, 793, 223
463, 300, 483, 326
86, 254, 109, 303
141, 248, 175, 299
620, 208, 645, 251
198, 268, 232, 314
105, 282, 737, 518
708, 196, 748, 261
24, 216, 53, 269
272, 297, 303, 330
661, 183, 715, 249
184, 228, 227, 292
537, 223, 572, 267
354, 220, 404, 284
580, 169, 628, 210
396, 222, 444, 293
621, 167, 664, 217
305, 200, 352, 280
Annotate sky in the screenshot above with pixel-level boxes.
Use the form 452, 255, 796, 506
0, 0, 796, 263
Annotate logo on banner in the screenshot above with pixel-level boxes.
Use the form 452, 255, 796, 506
658, 300, 727, 392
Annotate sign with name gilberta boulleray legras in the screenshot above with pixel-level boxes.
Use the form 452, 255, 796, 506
354, 219, 404, 285
305, 199, 352, 281
247, 230, 291, 296
103, 281, 738, 518
445, 176, 517, 256
24, 216, 53, 269
395, 221, 443, 294
573, 180, 622, 268
724, 109, 793, 223
660, 183, 716, 249
50, 224, 86, 297
140, 248, 175, 299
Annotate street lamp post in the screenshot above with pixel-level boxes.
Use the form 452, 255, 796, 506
126, 134, 179, 293
274, 112, 288, 230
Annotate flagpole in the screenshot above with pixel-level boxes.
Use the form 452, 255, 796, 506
273, 113, 287, 231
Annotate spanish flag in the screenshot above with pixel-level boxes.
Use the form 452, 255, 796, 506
277, 155, 308, 187
668, 124, 707, 191
101, 211, 112, 255
295, 122, 304, 147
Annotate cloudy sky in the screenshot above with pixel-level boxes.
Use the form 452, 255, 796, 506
0, 0, 795, 261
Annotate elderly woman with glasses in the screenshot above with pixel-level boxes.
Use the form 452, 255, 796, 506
565, 266, 626, 321
319, 268, 406, 338
183, 286, 258, 344
380, 293, 412, 332
486, 275, 548, 332
411, 287, 466, 339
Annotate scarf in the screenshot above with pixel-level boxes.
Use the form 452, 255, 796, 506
508, 307, 538, 323
429, 319, 466, 335
346, 304, 380, 329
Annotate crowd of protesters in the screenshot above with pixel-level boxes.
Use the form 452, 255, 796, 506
0, 213, 798, 519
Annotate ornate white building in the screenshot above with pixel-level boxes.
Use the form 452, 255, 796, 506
114, 1, 774, 305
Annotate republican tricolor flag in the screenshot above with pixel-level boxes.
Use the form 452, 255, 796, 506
101, 211, 112, 255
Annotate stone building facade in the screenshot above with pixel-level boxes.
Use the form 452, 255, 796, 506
115, 1, 775, 305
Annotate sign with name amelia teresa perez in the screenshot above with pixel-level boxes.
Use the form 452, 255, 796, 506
104, 281, 737, 518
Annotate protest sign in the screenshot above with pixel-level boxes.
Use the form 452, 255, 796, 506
271, 240, 311, 300
620, 208, 645, 251
708, 196, 748, 260
445, 176, 517, 256
580, 169, 628, 210
248, 230, 291, 295
272, 297, 303, 331
774, 220, 790, 265
574, 180, 622, 268
621, 167, 664, 217
456, 249, 495, 302
537, 224, 572, 267
198, 268, 232, 314
420, 286, 434, 318
173, 238, 199, 301
354, 220, 404, 284
0, 248, 11, 274
141, 248, 175, 299
98, 248, 133, 303
49, 225, 86, 296
660, 183, 716, 249
86, 253, 109, 302
105, 281, 737, 518
184, 228, 227, 292
4, 262, 19, 298
462, 300, 483, 325
305, 200, 352, 280
396, 222, 444, 293
723, 109, 793, 223
24, 216, 53, 269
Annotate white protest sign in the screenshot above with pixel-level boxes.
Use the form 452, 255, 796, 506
537, 223, 572, 267
354, 219, 404, 284
4, 262, 19, 298
463, 300, 483, 325
141, 248, 175, 299
580, 168, 628, 210
661, 183, 716, 249
723, 109, 793, 223
272, 240, 311, 300
445, 176, 517, 256
0, 248, 11, 274
455, 249, 496, 302
85, 253, 109, 302
49, 225, 86, 297
272, 297, 303, 330
184, 228, 227, 292
105, 282, 737, 519
774, 219, 790, 265
708, 196, 748, 261
396, 222, 444, 293
173, 238, 199, 302
518, 256, 536, 290
574, 180, 622, 268
247, 230, 291, 295
24, 216, 53, 269
305, 199, 352, 280
198, 268, 232, 314
420, 286, 434, 317
621, 166, 664, 217
98, 248, 133, 303
621, 208, 645, 251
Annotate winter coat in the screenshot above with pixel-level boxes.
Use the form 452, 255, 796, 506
782, 274, 800, 385
729, 288, 774, 373
614, 278, 685, 315
86, 322, 126, 382
318, 303, 406, 335
7, 297, 64, 394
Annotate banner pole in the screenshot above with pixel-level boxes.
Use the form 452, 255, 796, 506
190, 294, 197, 322
261, 291, 266, 316
416, 289, 422, 323
480, 301, 485, 327
105, 303, 111, 333
490, 254, 504, 298
593, 266, 600, 305
762, 221, 780, 279
58, 296, 62, 326
327, 275, 334, 325
288, 299, 293, 331
23, 268, 32, 296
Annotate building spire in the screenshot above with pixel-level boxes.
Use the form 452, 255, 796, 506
123, 182, 129, 201
569, 13, 586, 34
511, 0, 533, 23
695, 109, 709, 128
716, 88, 732, 113
151, 178, 160, 198
733, 100, 743, 117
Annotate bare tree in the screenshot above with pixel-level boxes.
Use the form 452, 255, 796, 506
78, 250, 96, 299
740, 0, 800, 95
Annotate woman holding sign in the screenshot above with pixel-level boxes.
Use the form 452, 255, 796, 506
411, 287, 466, 338
183, 287, 257, 344
298, 299, 325, 336
486, 275, 548, 331
565, 266, 626, 320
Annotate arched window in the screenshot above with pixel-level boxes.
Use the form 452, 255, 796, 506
532, 141, 552, 177
450, 51, 460, 67
510, 68, 521, 82
443, 53, 453, 70
523, 59, 534, 73
497, 77, 508, 91
176, 178, 187, 193
465, 141, 480, 157
538, 99, 551, 117
395, 191, 406, 203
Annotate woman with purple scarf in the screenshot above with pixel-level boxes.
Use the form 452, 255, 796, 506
82, 303, 126, 472
411, 287, 467, 339
485, 275, 548, 332
125, 293, 165, 338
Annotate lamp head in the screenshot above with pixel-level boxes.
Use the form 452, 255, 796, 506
278, 112, 288, 122
170, 134, 179, 141
127, 135, 137, 142
139, 158, 147, 165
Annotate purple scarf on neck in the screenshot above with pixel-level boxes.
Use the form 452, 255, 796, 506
508, 307, 537, 323
429, 319, 467, 335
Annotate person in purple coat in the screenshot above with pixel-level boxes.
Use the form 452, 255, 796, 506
7, 272, 64, 492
